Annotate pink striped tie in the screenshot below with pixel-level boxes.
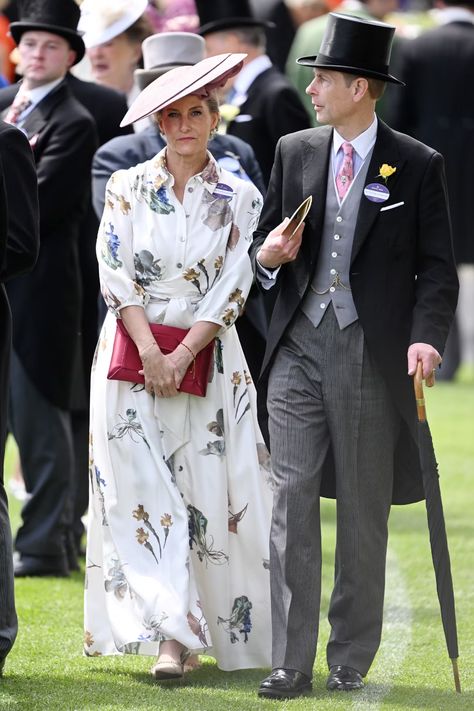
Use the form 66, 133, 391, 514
336, 142, 354, 201
4, 93, 32, 125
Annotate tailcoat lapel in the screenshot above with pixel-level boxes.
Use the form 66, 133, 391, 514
302, 126, 332, 267
351, 120, 405, 263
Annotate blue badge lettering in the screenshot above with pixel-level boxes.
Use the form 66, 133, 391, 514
364, 183, 390, 203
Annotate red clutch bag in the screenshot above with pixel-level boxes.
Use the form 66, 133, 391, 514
107, 319, 214, 397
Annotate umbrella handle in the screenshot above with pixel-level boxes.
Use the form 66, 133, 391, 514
413, 361, 427, 422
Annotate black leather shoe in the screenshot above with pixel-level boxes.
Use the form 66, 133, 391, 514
258, 668, 312, 699
326, 665, 364, 691
14, 554, 69, 578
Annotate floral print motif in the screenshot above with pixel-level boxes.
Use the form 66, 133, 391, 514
188, 504, 229, 565
199, 409, 225, 458
134, 249, 164, 287
131, 171, 175, 215
231, 371, 250, 424
217, 596, 253, 643
133, 505, 173, 564
228, 503, 248, 534
107, 409, 150, 448
104, 559, 129, 599
101, 222, 122, 270
187, 601, 209, 647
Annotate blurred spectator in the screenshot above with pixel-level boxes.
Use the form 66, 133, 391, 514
0, 120, 39, 676
146, 0, 199, 32
251, 0, 329, 72
0, 0, 98, 578
196, 0, 311, 187
78, 0, 152, 127
392, 0, 474, 381
286, 0, 402, 124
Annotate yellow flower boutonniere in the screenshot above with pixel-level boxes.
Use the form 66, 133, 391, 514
377, 163, 397, 183
218, 104, 240, 134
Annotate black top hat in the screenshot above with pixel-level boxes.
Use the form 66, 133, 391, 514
10, 0, 85, 65
195, 0, 274, 37
297, 13, 404, 85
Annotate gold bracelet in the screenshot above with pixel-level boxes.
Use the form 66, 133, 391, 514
179, 341, 196, 360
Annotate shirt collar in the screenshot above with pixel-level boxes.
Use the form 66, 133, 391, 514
232, 54, 272, 103
24, 76, 65, 106
153, 147, 222, 191
333, 115, 378, 160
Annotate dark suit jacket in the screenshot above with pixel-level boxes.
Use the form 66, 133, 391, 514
227, 65, 310, 186
251, 120, 458, 504
392, 21, 474, 264
0, 122, 39, 466
66, 74, 132, 399
0, 80, 98, 409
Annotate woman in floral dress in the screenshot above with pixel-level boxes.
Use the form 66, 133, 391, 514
84, 54, 273, 679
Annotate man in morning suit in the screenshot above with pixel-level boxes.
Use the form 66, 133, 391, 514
251, 13, 458, 699
0, 121, 39, 676
195, 0, 311, 187
0, 0, 98, 577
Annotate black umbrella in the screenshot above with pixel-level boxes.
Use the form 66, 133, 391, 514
414, 362, 461, 693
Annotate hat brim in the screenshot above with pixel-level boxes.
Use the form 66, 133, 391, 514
297, 54, 404, 86
134, 63, 191, 91
198, 17, 275, 36
9, 22, 85, 65
78, 0, 148, 49
121, 52, 246, 126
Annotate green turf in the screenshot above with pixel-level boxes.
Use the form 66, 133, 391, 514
1, 381, 473, 710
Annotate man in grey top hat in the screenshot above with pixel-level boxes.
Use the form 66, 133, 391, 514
251, 12, 458, 699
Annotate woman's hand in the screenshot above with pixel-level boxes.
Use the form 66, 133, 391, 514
139, 343, 180, 398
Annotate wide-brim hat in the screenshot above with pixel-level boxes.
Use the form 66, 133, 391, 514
121, 52, 246, 126
78, 0, 148, 49
134, 32, 205, 91
195, 0, 274, 36
297, 13, 404, 86
10, 0, 85, 65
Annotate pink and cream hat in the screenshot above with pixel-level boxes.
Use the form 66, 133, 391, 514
121, 52, 246, 126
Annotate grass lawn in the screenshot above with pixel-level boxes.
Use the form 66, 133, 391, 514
1, 380, 473, 710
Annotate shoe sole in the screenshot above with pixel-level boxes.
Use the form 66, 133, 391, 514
258, 683, 312, 699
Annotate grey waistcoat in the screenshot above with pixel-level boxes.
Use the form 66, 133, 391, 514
301, 152, 372, 329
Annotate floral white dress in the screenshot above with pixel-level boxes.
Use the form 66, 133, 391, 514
84, 149, 273, 671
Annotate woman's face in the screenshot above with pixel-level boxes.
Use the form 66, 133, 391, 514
157, 95, 219, 160
87, 33, 141, 93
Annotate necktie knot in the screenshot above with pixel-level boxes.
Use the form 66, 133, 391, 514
336, 142, 354, 201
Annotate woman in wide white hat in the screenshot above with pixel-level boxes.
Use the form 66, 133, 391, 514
84, 53, 272, 680
78, 0, 152, 109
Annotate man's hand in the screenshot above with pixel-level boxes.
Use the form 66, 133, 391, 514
407, 343, 442, 388
257, 217, 304, 270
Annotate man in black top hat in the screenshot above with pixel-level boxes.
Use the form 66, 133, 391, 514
195, 0, 310, 187
0, 0, 98, 577
251, 13, 458, 699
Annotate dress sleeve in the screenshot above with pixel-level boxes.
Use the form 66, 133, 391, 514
96, 169, 150, 315
193, 181, 263, 331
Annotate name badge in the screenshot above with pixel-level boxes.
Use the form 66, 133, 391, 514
364, 183, 390, 203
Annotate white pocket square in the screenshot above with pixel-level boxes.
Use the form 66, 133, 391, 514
380, 201, 404, 212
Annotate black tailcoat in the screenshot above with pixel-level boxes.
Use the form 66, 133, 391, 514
251, 120, 458, 503
0, 81, 98, 409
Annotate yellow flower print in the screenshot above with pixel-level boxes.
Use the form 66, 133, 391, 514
84, 630, 94, 647
133, 505, 149, 522
214, 256, 224, 270
136, 527, 150, 545
377, 164, 396, 182
229, 288, 245, 309
222, 307, 236, 326
160, 513, 173, 528
183, 268, 200, 282
231, 371, 242, 386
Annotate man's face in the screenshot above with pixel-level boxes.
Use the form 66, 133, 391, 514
306, 69, 356, 127
18, 31, 76, 88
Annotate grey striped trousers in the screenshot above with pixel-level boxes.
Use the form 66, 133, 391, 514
267, 304, 399, 677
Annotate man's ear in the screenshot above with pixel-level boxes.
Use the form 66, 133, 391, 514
352, 77, 369, 102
